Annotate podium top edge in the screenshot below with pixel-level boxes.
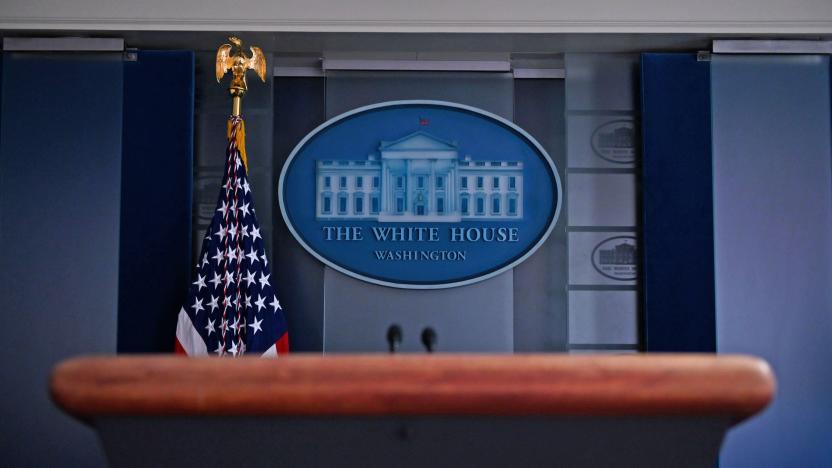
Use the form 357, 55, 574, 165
50, 353, 774, 423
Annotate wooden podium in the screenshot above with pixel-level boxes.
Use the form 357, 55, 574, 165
51, 354, 773, 468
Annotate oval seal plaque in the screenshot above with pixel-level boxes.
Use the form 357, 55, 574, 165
590, 119, 636, 164
591, 235, 638, 281
278, 100, 562, 289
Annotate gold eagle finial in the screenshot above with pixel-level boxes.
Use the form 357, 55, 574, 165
216, 36, 266, 115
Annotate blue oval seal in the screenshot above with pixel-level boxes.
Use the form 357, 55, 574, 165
278, 100, 562, 289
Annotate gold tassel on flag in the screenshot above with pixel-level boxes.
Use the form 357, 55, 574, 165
226, 118, 247, 171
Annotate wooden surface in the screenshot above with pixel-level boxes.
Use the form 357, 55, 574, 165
51, 354, 774, 421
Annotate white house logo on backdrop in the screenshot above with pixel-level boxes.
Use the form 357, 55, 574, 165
279, 100, 561, 289
591, 120, 636, 164
591, 236, 638, 281
315, 131, 524, 223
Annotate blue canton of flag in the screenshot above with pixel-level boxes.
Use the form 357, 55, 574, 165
176, 115, 289, 357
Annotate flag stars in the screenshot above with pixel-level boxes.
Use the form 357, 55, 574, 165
192, 274, 207, 291
190, 297, 204, 315
216, 200, 229, 217
245, 248, 259, 265
244, 270, 257, 287
228, 223, 238, 240
214, 224, 228, 242
254, 294, 266, 312
258, 272, 271, 289
225, 178, 237, 195
205, 318, 216, 336
239, 202, 251, 218
227, 340, 239, 356
208, 295, 219, 312
242, 179, 251, 195
212, 248, 225, 264
209, 271, 222, 289
270, 295, 282, 312
250, 226, 262, 242
226, 247, 238, 264
249, 316, 263, 335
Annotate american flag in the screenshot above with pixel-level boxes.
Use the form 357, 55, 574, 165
175, 115, 289, 357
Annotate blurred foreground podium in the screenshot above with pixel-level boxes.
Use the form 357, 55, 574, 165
51, 355, 773, 468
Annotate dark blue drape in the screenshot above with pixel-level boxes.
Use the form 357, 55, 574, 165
118, 51, 194, 352
640, 53, 715, 352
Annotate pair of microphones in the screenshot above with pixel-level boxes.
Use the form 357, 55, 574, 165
387, 324, 436, 353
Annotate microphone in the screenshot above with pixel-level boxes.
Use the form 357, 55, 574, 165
421, 327, 437, 353
387, 324, 403, 353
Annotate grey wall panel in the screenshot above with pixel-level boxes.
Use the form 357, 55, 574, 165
568, 290, 638, 345
567, 173, 637, 227
323, 267, 513, 352
565, 53, 641, 352
565, 54, 639, 112
712, 54, 832, 468
325, 71, 514, 118
511, 240, 566, 351
0, 52, 123, 467
274, 77, 327, 352
513, 78, 568, 352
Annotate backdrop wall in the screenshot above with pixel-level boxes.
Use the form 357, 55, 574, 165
712, 54, 832, 467
0, 51, 123, 468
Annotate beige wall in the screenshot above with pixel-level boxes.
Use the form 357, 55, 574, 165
1, 0, 831, 33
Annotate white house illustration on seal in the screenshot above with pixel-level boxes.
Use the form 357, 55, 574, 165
315, 131, 523, 222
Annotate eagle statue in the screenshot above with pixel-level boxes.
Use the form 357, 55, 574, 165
215, 36, 267, 96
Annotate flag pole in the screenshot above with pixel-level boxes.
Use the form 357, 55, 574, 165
175, 37, 289, 357
215, 36, 267, 169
